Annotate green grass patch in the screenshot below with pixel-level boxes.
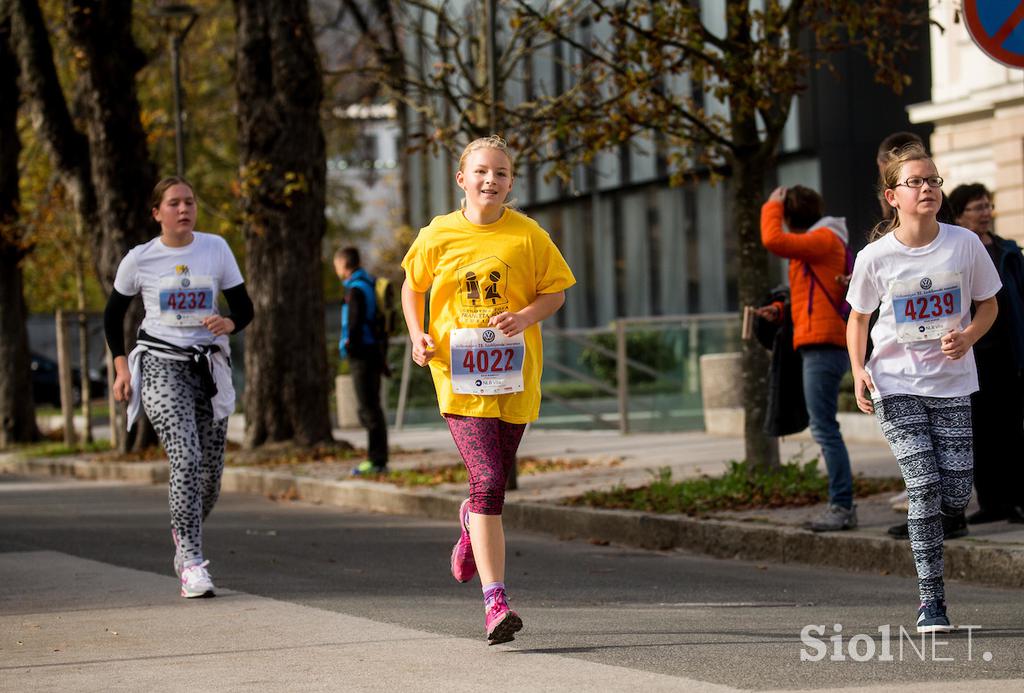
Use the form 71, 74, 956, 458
17, 439, 113, 457
366, 457, 590, 487
565, 460, 903, 515
35, 402, 111, 419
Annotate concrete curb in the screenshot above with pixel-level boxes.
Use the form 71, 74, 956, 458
4, 452, 1022, 590
0, 452, 169, 484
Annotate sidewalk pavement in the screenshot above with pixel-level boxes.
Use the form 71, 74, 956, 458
3, 423, 1023, 589
0, 551, 720, 693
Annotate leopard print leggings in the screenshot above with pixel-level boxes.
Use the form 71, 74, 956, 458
141, 352, 228, 562
445, 414, 527, 515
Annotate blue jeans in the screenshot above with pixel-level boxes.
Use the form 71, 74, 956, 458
801, 347, 853, 508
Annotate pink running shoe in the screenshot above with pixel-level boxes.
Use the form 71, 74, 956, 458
485, 589, 523, 645
450, 498, 476, 583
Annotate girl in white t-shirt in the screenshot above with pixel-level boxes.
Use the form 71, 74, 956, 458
104, 177, 253, 599
846, 144, 1000, 633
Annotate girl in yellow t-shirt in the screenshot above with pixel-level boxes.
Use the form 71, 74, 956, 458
401, 135, 575, 645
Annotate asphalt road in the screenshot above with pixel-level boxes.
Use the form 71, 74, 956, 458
1, 474, 1022, 691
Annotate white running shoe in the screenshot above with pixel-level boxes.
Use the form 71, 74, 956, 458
180, 560, 216, 598
171, 528, 183, 578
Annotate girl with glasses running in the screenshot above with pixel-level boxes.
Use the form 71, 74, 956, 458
401, 136, 575, 644
846, 144, 1000, 633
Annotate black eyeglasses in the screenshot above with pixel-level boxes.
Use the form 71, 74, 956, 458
895, 176, 944, 189
963, 202, 994, 213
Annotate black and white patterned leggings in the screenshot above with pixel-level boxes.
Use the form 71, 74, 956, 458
141, 352, 228, 562
875, 394, 973, 603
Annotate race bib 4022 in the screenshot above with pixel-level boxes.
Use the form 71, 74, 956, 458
449, 327, 525, 395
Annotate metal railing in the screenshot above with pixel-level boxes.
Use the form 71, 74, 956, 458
391, 312, 740, 433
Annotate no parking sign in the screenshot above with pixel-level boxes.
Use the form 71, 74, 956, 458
964, 0, 1024, 68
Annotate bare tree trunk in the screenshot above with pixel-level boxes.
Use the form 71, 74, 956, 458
235, 0, 333, 447
0, 251, 38, 448
10, 0, 154, 450
9, 0, 99, 246
724, 2, 779, 469
0, 3, 39, 448
65, 0, 156, 289
12, 0, 160, 452
731, 152, 779, 470
65, 0, 159, 452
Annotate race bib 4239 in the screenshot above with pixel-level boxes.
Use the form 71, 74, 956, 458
890, 272, 962, 343
449, 327, 525, 395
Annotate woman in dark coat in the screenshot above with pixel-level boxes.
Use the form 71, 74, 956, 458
950, 183, 1024, 524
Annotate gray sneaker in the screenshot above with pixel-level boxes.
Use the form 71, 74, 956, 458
807, 503, 858, 532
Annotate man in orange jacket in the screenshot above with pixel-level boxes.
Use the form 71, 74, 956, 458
759, 185, 855, 532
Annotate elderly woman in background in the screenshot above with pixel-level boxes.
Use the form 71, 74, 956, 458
950, 183, 1024, 524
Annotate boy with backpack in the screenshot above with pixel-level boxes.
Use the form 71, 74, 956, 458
759, 185, 856, 532
334, 246, 394, 475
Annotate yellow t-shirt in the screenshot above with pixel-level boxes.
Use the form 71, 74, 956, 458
402, 208, 576, 423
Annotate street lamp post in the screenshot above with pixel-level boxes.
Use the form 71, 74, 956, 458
485, 0, 498, 133
153, 3, 198, 176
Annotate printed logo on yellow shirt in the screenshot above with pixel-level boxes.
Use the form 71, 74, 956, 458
458, 256, 510, 324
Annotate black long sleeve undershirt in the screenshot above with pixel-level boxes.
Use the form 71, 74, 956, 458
103, 283, 254, 358
103, 290, 134, 358
223, 283, 254, 333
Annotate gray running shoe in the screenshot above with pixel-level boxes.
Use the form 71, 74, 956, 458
807, 503, 858, 532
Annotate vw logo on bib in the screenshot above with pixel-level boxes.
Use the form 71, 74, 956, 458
920, 277, 932, 290
483, 329, 496, 343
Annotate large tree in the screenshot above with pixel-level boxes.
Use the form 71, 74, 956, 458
11, 0, 159, 451
235, 0, 333, 446
64, 0, 157, 286
512, 0, 928, 467
0, 2, 39, 447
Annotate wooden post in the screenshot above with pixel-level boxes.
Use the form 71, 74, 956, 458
55, 310, 76, 446
687, 319, 700, 393
106, 346, 119, 450
77, 310, 93, 443
395, 338, 412, 431
616, 319, 629, 434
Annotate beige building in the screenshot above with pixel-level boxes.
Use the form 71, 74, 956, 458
908, 3, 1024, 241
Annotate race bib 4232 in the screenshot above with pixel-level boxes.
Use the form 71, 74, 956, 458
158, 274, 215, 326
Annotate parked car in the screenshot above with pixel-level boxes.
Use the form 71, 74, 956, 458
30, 352, 107, 407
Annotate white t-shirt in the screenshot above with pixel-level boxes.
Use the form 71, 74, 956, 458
113, 232, 244, 350
846, 223, 1001, 398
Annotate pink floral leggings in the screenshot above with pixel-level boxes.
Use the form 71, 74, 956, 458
445, 414, 527, 515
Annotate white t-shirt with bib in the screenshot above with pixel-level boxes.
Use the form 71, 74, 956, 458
113, 231, 244, 351
846, 224, 1002, 398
